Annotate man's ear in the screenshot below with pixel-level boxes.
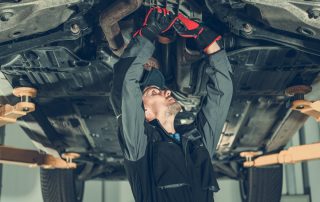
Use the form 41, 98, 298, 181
145, 109, 155, 122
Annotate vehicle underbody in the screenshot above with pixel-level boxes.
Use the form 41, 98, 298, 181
0, 0, 320, 184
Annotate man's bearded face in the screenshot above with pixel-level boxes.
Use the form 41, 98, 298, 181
142, 86, 182, 120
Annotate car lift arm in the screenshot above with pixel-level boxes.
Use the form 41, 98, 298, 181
241, 142, 320, 167
241, 85, 320, 168
0, 87, 78, 169
0, 146, 77, 169
0, 87, 36, 127
291, 100, 320, 122
286, 85, 320, 122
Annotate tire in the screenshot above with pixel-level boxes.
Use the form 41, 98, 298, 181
40, 169, 85, 202
239, 165, 283, 202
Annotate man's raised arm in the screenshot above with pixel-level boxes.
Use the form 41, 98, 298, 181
110, 35, 155, 161
174, 14, 233, 158
110, 7, 177, 161
199, 46, 233, 159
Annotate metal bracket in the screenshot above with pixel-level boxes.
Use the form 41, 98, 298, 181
0, 16, 91, 59
240, 142, 320, 167
0, 87, 37, 127
0, 146, 78, 169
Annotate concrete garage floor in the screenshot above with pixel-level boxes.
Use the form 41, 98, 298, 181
1, 119, 319, 202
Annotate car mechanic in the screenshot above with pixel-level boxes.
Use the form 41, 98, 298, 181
109, 6, 233, 202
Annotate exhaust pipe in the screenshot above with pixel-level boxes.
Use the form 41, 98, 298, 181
99, 0, 143, 56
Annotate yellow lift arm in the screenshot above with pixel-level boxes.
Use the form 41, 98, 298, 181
240, 142, 320, 167
0, 87, 79, 169
241, 85, 320, 168
286, 85, 320, 122
0, 146, 78, 169
0, 87, 36, 127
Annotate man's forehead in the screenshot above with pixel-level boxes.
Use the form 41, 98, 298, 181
143, 85, 161, 94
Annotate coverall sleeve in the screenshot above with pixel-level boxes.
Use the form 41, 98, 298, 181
196, 50, 233, 159
110, 36, 155, 161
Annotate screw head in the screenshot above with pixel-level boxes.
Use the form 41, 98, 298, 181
308, 8, 320, 19
70, 24, 80, 35
296, 105, 305, 109
22, 107, 30, 112
242, 23, 253, 34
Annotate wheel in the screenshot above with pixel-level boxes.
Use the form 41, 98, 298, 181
239, 165, 283, 202
40, 169, 85, 202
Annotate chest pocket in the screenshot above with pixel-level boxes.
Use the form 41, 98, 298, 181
152, 141, 190, 189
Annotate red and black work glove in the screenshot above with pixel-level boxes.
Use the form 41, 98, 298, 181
174, 13, 222, 52
134, 7, 177, 41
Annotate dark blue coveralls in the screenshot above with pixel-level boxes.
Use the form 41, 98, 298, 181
110, 35, 233, 202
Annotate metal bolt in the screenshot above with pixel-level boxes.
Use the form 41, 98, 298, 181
25, 50, 39, 60
0, 11, 14, 22
296, 105, 305, 110
92, 133, 100, 138
70, 24, 80, 35
99, 153, 105, 160
106, 157, 115, 162
22, 107, 30, 112
243, 23, 253, 34
308, 8, 320, 19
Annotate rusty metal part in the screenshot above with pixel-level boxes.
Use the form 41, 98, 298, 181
241, 142, 320, 167
0, 145, 76, 169
99, 0, 143, 55
143, 0, 203, 22
158, 35, 174, 44
285, 85, 312, 97
0, 87, 37, 127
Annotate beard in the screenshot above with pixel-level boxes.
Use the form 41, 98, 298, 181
167, 102, 182, 116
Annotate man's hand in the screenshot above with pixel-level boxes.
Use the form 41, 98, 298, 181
134, 7, 177, 41
173, 13, 221, 54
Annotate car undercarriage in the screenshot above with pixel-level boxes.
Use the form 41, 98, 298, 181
0, 0, 320, 201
